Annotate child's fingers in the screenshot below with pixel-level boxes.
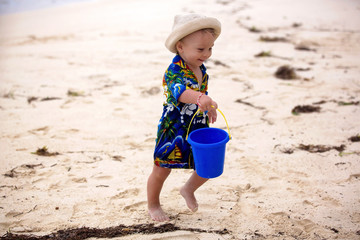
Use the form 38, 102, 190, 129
207, 109, 217, 123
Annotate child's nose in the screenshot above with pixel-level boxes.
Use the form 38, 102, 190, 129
203, 50, 211, 58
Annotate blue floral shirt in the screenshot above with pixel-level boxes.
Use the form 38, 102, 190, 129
154, 55, 209, 169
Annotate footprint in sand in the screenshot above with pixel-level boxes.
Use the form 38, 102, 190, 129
122, 201, 147, 212
92, 174, 113, 180
110, 188, 140, 200
346, 173, 360, 182
296, 218, 318, 233
5, 210, 23, 218
109, 188, 143, 212
69, 177, 87, 184
302, 199, 318, 207
321, 196, 341, 207
266, 212, 319, 236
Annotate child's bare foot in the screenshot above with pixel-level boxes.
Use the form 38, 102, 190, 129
180, 186, 198, 212
148, 206, 170, 222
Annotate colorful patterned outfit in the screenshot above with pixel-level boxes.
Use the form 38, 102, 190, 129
154, 55, 209, 169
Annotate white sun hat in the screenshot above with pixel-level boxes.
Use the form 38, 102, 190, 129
165, 13, 221, 53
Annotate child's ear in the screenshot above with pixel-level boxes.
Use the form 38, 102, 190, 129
175, 41, 183, 53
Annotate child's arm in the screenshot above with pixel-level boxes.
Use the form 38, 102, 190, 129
179, 89, 218, 123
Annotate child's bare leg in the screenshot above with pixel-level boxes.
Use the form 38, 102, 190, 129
147, 165, 171, 221
180, 171, 208, 212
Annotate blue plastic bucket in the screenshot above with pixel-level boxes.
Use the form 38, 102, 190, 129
188, 127, 230, 178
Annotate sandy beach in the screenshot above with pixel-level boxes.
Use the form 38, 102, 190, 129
1, 0, 360, 239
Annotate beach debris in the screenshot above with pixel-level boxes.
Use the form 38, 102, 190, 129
339, 151, 360, 157
296, 67, 311, 71
2, 223, 231, 240
274, 144, 295, 154
236, 20, 263, 33
295, 43, 316, 52
249, 26, 262, 33
32, 146, 60, 157
67, 90, 85, 97
2, 91, 15, 99
279, 147, 294, 154
112, 155, 125, 162
17, 34, 74, 45
313, 100, 328, 105
41, 97, 62, 101
27, 96, 38, 104
297, 144, 345, 153
27, 96, 62, 104
4, 169, 16, 178
216, 0, 236, 6
335, 162, 348, 168
312, 99, 359, 106
141, 86, 160, 96
208, 59, 230, 68
259, 36, 288, 42
292, 22, 302, 28
254, 51, 292, 60
255, 51, 272, 57
274, 65, 298, 80
235, 99, 265, 110
337, 101, 359, 106
291, 105, 321, 115
349, 135, 360, 142
4, 164, 43, 178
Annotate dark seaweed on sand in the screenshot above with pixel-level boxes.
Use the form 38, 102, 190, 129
27, 97, 38, 104
41, 97, 62, 101
1, 223, 230, 240
249, 26, 262, 33
338, 101, 359, 106
298, 144, 346, 153
275, 65, 298, 80
349, 135, 360, 142
255, 51, 272, 57
292, 105, 321, 115
28, 96, 62, 104
255, 51, 292, 60
32, 146, 60, 156
295, 44, 316, 52
4, 164, 43, 178
67, 90, 85, 97
260, 36, 288, 42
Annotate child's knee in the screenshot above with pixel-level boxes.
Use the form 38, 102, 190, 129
152, 165, 171, 179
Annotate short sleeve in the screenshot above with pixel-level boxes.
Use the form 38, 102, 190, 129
163, 65, 186, 106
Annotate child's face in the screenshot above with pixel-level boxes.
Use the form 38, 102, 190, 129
176, 30, 215, 70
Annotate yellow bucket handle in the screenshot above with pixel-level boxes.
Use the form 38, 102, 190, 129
186, 105, 232, 140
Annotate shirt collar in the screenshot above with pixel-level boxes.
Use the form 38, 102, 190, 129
172, 55, 207, 73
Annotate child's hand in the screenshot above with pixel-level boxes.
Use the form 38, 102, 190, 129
199, 95, 218, 124
207, 107, 217, 124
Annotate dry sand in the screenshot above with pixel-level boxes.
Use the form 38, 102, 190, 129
1, 0, 360, 239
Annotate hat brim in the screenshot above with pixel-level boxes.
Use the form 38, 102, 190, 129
165, 17, 221, 53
